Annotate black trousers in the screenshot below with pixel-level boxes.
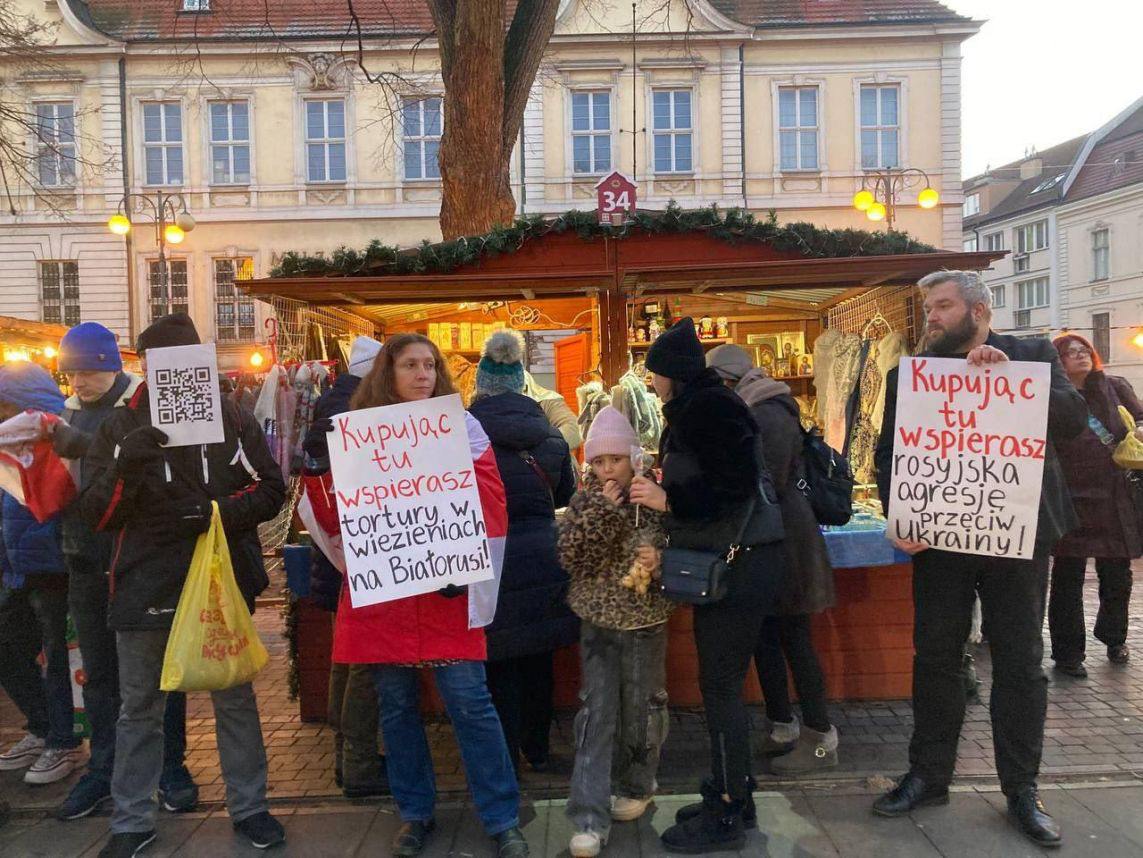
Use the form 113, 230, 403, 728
910, 550, 1048, 795
693, 602, 767, 801
1049, 556, 1133, 664
754, 614, 831, 733
485, 650, 556, 767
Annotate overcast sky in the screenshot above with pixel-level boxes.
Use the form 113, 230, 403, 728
948, 0, 1141, 178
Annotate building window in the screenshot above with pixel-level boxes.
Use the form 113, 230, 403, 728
1014, 255, 1030, 274
570, 91, 611, 175
402, 97, 442, 181
859, 84, 899, 169
963, 193, 980, 217
652, 89, 693, 174
1016, 277, 1049, 310
209, 101, 250, 185
305, 99, 346, 183
1015, 220, 1048, 253
984, 232, 1004, 251
142, 102, 183, 186
963, 236, 978, 252
182, 0, 210, 10
39, 261, 80, 326
1092, 312, 1110, 362
35, 102, 77, 187
991, 285, 1006, 308
1014, 309, 1031, 329
214, 258, 256, 341
778, 86, 818, 171
1092, 228, 1109, 281
148, 259, 189, 321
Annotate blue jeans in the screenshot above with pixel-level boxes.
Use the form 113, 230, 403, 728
374, 662, 519, 835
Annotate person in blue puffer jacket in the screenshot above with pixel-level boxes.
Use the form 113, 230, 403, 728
0, 361, 85, 786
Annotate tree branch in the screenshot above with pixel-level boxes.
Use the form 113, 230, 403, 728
501, 0, 560, 162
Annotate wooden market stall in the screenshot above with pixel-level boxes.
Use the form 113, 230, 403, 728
242, 211, 1004, 716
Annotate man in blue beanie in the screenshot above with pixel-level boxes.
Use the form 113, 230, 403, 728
0, 362, 85, 786
50, 322, 199, 822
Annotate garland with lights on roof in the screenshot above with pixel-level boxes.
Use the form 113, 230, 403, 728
269, 203, 937, 279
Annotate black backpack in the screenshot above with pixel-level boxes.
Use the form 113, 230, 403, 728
797, 426, 853, 526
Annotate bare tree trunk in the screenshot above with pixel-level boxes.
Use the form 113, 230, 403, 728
428, 0, 559, 239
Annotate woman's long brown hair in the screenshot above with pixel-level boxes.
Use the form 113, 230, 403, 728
1052, 332, 1104, 371
349, 333, 458, 410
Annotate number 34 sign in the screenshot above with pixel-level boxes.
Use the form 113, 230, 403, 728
595, 171, 637, 224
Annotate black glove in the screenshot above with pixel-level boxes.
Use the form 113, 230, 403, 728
52, 421, 91, 459
115, 426, 168, 477
167, 499, 212, 538
302, 417, 335, 461
437, 584, 468, 599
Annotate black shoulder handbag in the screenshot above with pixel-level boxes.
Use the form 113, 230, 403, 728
658, 485, 778, 606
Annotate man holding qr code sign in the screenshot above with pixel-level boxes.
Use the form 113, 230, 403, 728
79, 313, 287, 857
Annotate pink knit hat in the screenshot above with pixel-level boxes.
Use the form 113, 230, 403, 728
584, 406, 639, 462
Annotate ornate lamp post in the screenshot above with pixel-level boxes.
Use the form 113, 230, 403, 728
852, 167, 940, 230
107, 192, 196, 312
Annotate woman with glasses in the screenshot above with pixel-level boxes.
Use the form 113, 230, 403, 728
1049, 334, 1143, 676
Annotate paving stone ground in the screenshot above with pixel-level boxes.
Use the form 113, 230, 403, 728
2, 560, 1142, 853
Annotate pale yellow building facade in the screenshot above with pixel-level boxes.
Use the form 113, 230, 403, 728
0, 0, 978, 365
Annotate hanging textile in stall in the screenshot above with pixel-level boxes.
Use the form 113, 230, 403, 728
822, 332, 862, 451
254, 364, 297, 482
811, 328, 841, 427
290, 361, 329, 474
576, 380, 611, 441
611, 369, 663, 450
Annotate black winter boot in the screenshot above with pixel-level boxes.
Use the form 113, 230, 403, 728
662, 793, 747, 854
675, 776, 757, 829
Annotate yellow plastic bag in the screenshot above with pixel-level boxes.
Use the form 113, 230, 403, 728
1112, 405, 1143, 470
160, 502, 269, 692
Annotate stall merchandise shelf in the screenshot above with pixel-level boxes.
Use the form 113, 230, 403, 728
628, 337, 731, 349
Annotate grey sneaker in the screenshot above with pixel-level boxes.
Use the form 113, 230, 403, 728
24, 746, 85, 785
0, 733, 45, 770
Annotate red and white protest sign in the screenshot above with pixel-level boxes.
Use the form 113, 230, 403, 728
887, 356, 1050, 559
327, 394, 495, 607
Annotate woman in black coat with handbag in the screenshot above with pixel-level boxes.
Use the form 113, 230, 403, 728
629, 319, 786, 854
1049, 334, 1143, 676
468, 331, 578, 772
707, 344, 839, 775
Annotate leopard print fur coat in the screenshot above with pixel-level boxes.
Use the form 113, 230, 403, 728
559, 469, 673, 631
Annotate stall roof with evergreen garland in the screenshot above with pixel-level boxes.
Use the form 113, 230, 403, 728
268, 205, 938, 280
245, 204, 1005, 315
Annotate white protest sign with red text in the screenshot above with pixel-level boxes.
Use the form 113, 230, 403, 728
328, 394, 494, 607
888, 356, 1050, 560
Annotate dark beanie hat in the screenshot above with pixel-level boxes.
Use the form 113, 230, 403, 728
136, 312, 200, 354
58, 322, 123, 373
645, 317, 705, 382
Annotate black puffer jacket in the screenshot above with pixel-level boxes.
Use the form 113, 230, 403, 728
468, 392, 578, 661
660, 369, 785, 609
80, 384, 286, 631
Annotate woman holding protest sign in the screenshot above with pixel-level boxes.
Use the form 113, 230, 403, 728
1049, 334, 1143, 676
330, 333, 529, 858
468, 331, 578, 774
627, 318, 786, 855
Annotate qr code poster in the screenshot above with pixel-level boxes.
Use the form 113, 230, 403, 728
146, 343, 225, 447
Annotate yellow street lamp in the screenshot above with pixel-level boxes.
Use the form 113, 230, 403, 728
917, 187, 940, 209
867, 202, 887, 222
249, 350, 265, 368
852, 190, 875, 212
108, 213, 132, 235
164, 224, 186, 244
1133, 329, 1143, 350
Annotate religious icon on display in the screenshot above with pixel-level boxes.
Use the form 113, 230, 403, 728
698, 316, 715, 339
800, 355, 813, 376
716, 317, 730, 338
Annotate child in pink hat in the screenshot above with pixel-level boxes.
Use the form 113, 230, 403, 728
558, 407, 673, 856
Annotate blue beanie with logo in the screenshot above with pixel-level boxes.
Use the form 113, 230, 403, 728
58, 322, 123, 373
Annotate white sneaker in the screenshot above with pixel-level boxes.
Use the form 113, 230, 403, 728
0, 733, 45, 770
570, 830, 604, 857
24, 747, 84, 785
610, 794, 653, 821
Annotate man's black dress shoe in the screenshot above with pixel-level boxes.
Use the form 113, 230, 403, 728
1008, 786, 1061, 847
871, 772, 950, 817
